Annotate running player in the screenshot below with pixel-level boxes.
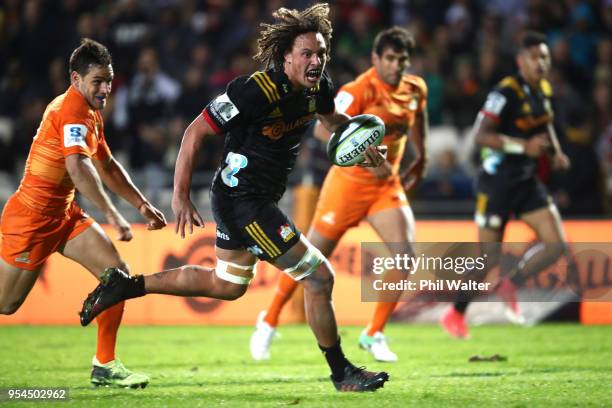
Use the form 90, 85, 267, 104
440, 31, 571, 338
0, 39, 167, 386
250, 26, 427, 363
79, 4, 389, 392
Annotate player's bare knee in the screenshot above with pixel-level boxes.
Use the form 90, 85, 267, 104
215, 280, 248, 300
303, 265, 335, 298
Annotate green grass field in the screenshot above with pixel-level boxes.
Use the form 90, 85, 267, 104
0, 324, 611, 407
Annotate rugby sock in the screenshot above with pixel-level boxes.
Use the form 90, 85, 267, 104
264, 274, 298, 327
319, 338, 351, 381
95, 301, 125, 364
365, 302, 398, 336
126, 274, 146, 299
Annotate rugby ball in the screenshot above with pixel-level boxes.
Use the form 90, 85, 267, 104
327, 114, 385, 167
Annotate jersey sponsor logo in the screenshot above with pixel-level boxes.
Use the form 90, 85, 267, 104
210, 93, 240, 124
262, 115, 312, 140
514, 113, 552, 131
278, 223, 295, 242
334, 91, 354, 114
483, 91, 507, 116
216, 229, 230, 241
63, 124, 88, 148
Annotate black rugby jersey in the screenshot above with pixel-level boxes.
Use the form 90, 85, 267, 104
479, 73, 554, 181
202, 69, 335, 201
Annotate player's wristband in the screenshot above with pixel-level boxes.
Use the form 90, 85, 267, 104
502, 139, 525, 154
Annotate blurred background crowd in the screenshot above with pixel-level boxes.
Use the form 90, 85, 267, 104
0, 0, 610, 220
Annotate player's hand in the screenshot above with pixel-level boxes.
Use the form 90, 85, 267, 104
402, 154, 427, 191
360, 146, 391, 179
172, 193, 205, 239
139, 201, 167, 230
552, 151, 571, 171
106, 209, 133, 242
358, 145, 388, 168
525, 134, 550, 158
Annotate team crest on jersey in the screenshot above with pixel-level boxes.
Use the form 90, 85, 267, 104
277, 224, 295, 242
522, 102, 531, 114
247, 245, 263, 256
308, 97, 317, 113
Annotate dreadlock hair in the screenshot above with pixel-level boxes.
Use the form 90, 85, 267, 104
254, 3, 332, 70
373, 26, 415, 56
69, 38, 113, 76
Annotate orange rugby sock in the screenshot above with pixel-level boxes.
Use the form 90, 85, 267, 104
95, 301, 125, 364
264, 274, 298, 327
366, 301, 398, 336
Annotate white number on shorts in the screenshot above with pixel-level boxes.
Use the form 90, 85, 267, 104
221, 152, 248, 187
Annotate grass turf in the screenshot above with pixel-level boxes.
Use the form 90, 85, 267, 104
0, 324, 610, 407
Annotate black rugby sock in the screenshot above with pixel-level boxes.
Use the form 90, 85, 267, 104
125, 274, 146, 299
319, 338, 351, 381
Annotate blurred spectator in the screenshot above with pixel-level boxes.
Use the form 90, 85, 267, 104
113, 46, 180, 201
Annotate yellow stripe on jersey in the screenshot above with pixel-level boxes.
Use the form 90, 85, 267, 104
499, 76, 524, 98
251, 72, 280, 103
259, 72, 280, 101
245, 222, 281, 257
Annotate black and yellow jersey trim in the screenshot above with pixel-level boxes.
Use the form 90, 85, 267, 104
245, 221, 281, 257
499, 76, 524, 98
251, 71, 281, 103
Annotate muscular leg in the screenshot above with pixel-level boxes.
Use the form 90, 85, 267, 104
515, 205, 566, 285
263, 230, 338, 327
0, 259, 40, 315
143, 247, 255, 301
365, 206, 416, 335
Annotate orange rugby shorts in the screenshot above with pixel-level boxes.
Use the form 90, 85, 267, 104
1, 195, 94, 271
311, 167, 409, 241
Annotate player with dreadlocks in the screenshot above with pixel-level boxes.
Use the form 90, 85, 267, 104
79, 4, 389, 392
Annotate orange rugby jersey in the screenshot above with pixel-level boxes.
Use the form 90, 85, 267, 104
15, 86, 111, 215
333, 67, 427, 183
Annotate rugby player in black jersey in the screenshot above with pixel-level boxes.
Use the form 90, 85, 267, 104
79, 4, 389, 392
441, 31, 572, 338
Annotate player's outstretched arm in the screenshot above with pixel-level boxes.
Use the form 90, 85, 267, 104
94, 157, 167, 230
66, 154, 132, 241
173, 115, 215, 238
